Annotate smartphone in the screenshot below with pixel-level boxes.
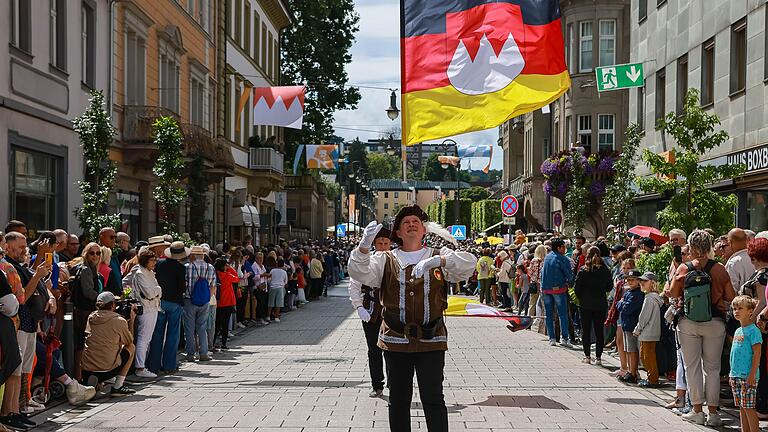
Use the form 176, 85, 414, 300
673, 245, 682, 263
45, 252, 53, 266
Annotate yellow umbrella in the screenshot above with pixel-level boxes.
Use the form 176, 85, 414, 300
474, 236, 504, 245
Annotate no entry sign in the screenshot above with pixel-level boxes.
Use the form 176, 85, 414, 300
501, 195, 519, 217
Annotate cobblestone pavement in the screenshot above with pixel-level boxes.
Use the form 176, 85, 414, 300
29, 280, 720, 431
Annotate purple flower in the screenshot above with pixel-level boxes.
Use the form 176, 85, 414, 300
541, 159, 556, 177
590, 181, 606, 196
598, 156, 616, 173
556, 182, 568, 196
543, 181, 553, 195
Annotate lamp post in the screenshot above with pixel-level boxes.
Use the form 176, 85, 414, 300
439, 139, 460, 225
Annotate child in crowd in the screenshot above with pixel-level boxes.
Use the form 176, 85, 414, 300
633, 272, 663, 388
268, 258, 288, 322
606, 256, 635, 378
730, 295, 761, 432
286, 267, 298, 311
515, 264, 530, 315
616, 269, 645, 384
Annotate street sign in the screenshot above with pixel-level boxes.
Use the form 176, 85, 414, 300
450, 225, 467, 240
503, 216, 516, 225
553, 212, 563, 228
336, 224, 346, 237
501, 195, 519, 217
595, 62, 644, 92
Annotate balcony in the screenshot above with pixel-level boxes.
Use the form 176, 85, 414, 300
179, 123, 218, 164
248, 147, 284, 174
247, 147, 285, 198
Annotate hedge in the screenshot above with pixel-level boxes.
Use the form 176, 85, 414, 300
471, 199, 502, 233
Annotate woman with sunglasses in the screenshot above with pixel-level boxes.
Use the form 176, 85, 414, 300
72, 242, 105, 381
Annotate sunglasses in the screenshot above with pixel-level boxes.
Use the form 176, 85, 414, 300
88, 251, 101, 256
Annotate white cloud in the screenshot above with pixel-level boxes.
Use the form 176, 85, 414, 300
356, 4, 400, 39
345, 56, 399, 83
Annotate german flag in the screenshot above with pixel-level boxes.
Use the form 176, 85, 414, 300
401, 0, 570, 145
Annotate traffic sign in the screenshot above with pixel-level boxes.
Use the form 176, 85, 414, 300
336, 224, 346, 237
503, 216, 516, 225
501, 195, 519, 217
450, 225, 466, 240
595, 62, 644, 92
553, 212, 563, 228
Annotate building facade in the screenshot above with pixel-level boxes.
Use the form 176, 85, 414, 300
500, 0, 630, 236
0, 0, 110, 235
223, 0, 290, 245
629, 0, 768, 232
370, 179, 467, 225
362, 139, 457, 173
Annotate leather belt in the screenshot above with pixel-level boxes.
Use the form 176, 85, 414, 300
383, 315, 444, 340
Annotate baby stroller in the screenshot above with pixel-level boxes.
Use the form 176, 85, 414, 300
31, 321, 65, 404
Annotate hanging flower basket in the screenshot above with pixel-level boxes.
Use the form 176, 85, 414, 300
540, 150, 618, 200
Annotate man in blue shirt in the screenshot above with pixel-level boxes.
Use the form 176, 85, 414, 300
99, 228, 123, 296
540, 239, 575, 348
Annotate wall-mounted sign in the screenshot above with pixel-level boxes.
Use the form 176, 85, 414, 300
726, 144, 768, 174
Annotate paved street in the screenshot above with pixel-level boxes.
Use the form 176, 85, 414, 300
30, 280, 714, 431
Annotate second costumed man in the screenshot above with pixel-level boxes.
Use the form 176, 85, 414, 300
349, 205, 477, 432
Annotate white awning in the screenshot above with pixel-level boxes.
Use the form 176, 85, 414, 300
228, 204, 260, 227
481, 220, 503, 234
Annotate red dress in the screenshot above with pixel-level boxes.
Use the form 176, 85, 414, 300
216, 267, 238, 308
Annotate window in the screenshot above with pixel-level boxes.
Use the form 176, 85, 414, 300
384, 203, 388, 210
599, 20, 615, 66
11, 148, 60, 231
208, 79, 215, 133
253, 13, 260, 60
657, 0, 667, 6
394, 192, 399, 198
766, 6, 768, 80
639, 0, 647, 22
273, 39, 279, 79
566, 23, 573, 73
224, 75, 232, 140
268, 33, 274, 79
730, 18, 747, 95
384, 192, 388, 198
11, 0, 32, 53
190, 75, 205, 127
598, 114, 615, 152
577, 115, 592, 148
81, 2, 95, 87
565, 115, 572, 146
579, 21, 593, 72
235, 0, 242, 44
125, 30, 146, 105
49, 0, 67, 70
159, 52, 180, 113
261, 24, 267, 68
701, 38, 715, 105
655, 67, 665, 121
637, 84, 645, 129
676, 55, 688, 114
244, 2, 250, 53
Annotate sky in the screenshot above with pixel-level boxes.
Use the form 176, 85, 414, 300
331, 0, 504, 171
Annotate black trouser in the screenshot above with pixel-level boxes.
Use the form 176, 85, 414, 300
236, 289, 246, 322
310, 278, 323, 299
758, 332, 768, 413
383, 350, 448, 432
82, 349, 131, 384
579, 307, 606, 359
255, 289, 269, 319
362, 319, 385, 391
215, 307, 234, 347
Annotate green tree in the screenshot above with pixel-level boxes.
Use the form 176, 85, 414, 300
366, 153, 400, 179
281, 0, 361, 144
72, 91, 121, 239
417, 153, 448, 181
152, 117, 187, 234
604, 123, 641, 231
461, 186, 490, 202
564, 153, 589, 236
638, 89, 744, 235
187, 155, 207, 239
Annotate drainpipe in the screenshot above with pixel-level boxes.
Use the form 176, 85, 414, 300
108, 0, 117, 122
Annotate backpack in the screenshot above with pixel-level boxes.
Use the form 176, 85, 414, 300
190, 265, 211, 306
683, 260, 716, 322
740, 268, 768, 299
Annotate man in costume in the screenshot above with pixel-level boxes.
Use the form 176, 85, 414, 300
348, 227, 391, 398
348, 205, 476, 432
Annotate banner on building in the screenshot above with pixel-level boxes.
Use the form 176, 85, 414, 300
235, 84, 252, 133
305, 145, 339, 170
400, 0, 570, 145
292, 145, 305, 174
348, 194, 356, 224
253, 86, 305, 129
457, 145, 492, 158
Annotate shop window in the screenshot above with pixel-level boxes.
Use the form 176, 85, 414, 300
748, 192, 768, 233
11, 147, 61, 232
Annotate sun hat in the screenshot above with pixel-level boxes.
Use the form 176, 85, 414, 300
164, 241, 191, 260
147, 235, 170, 248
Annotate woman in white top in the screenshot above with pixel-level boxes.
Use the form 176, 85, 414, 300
267, 257, 288, 322
123, 247, 162, 378
496, 251, 514, 310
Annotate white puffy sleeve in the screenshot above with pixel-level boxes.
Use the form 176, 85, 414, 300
348, 278, 364, 310
348, 249, 387, 288
440, 247, 478, 283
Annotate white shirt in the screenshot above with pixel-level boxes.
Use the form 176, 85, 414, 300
726, 248, 756, 292
269, 268, 288, 290
348, 246, 477, 289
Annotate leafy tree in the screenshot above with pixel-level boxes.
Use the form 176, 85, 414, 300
417, 153, 448, 181
282, 0, 361, 144
72, 91, 121, 239
461, 186, 490, 202
604, 123, 641, 232
564, 152, 589, 236
638, 89, 744, 235
152, 117, 187, 234
366, 153, 400, 179
346, 138, 368, 172
187, 155, 207, 239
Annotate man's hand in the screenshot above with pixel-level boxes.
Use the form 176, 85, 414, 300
358, 221, 382, 253
34, 262, 52, 279
748, 371, 758, 387
45, 297, 57, 314
632, 330, 640, 337
412, 255, 442, 279
357, 307, 371, 322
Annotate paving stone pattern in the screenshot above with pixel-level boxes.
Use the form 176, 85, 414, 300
30, 280, 716, 431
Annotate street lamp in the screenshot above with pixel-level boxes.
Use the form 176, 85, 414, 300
386, 134, 397, 156
386, 89, 399, 121
438, 139, 460, 225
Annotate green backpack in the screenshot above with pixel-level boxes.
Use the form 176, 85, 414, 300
683, 260, 716, 322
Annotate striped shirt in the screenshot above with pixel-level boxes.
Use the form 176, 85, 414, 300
184, 260, 217, 299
